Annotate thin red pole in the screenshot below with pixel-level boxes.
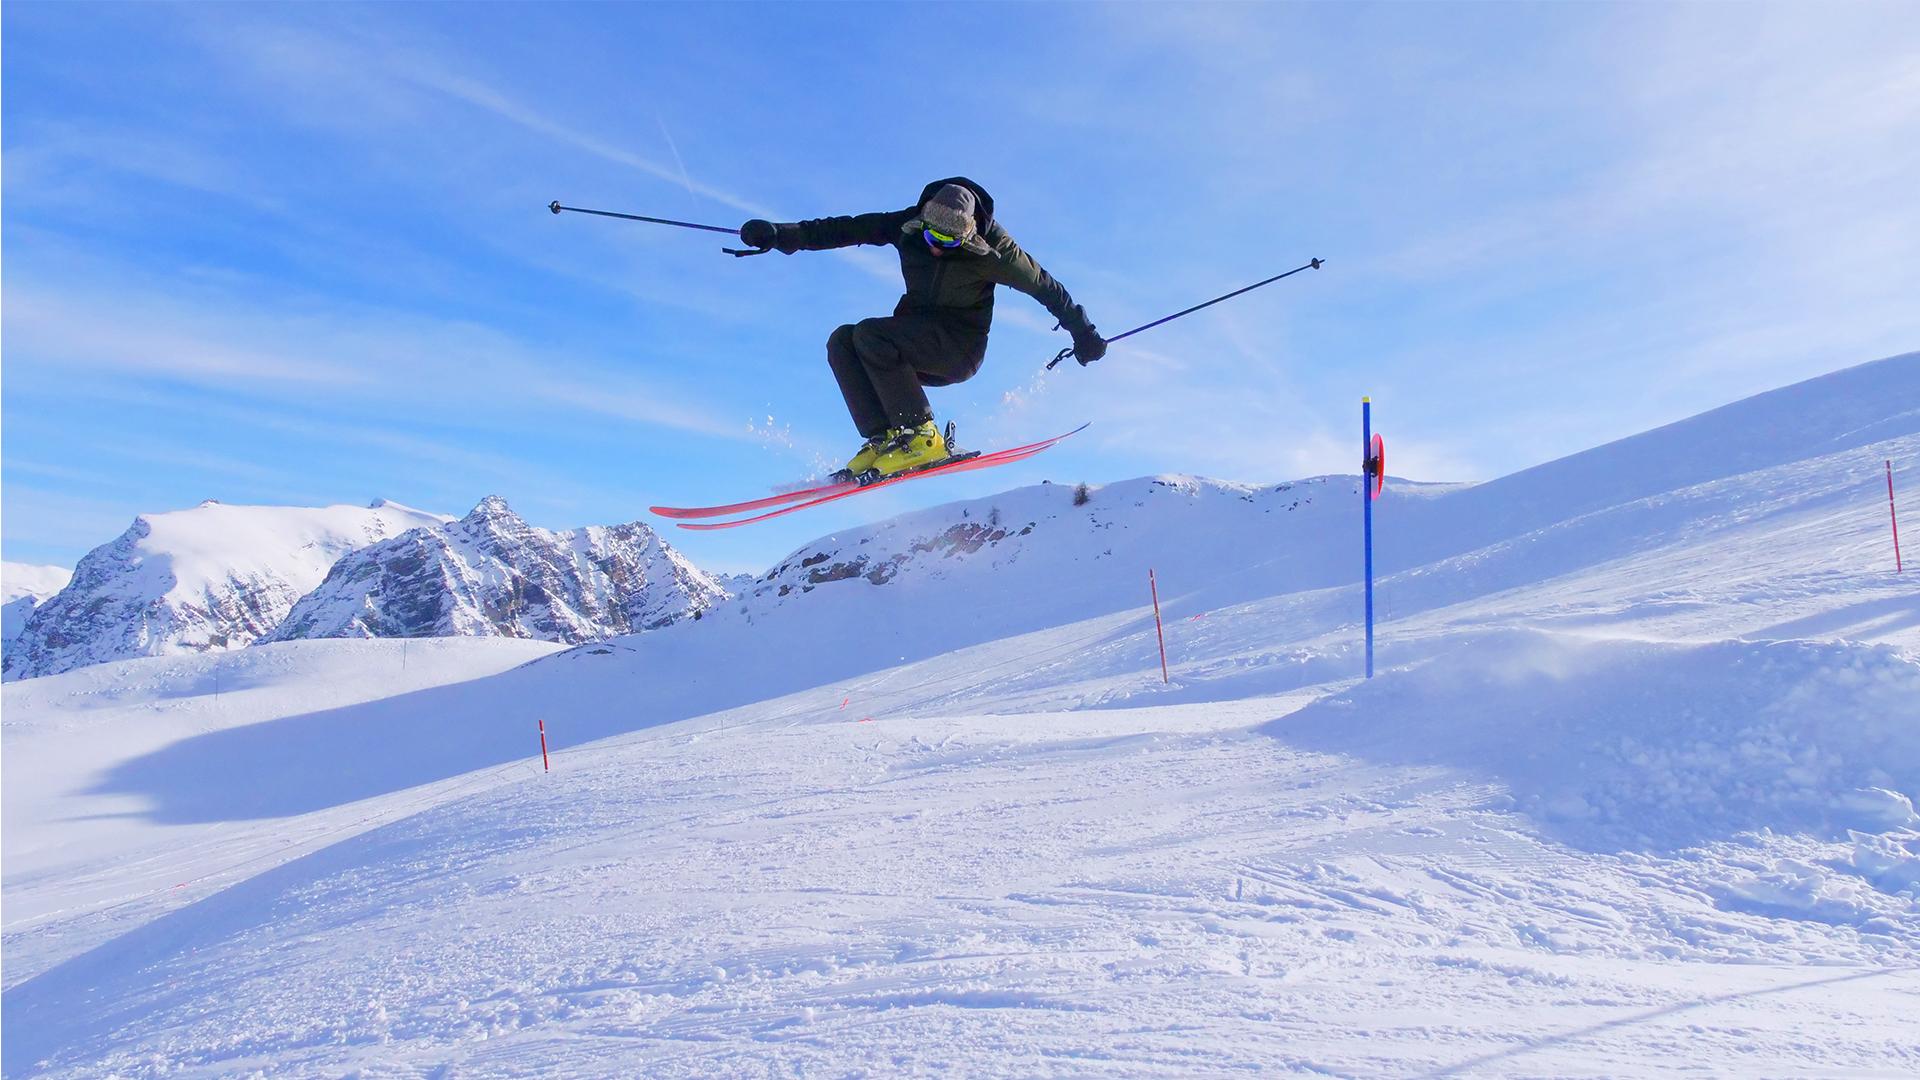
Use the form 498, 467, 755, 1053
538, 718, 551, 772
1890, 460, 1904, 573
1149, 569, 1169, 684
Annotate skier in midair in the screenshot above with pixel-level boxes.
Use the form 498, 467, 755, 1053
740, 177, 1105, 481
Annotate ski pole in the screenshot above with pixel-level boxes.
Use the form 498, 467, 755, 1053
548, 200, 769, 257
1048, 257, 1324, 369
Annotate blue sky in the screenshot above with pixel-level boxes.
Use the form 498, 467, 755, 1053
4, 2, 1916, 574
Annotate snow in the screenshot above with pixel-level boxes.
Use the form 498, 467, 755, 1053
4, 353, 1919, 1076
123, 499, 448, 603
1, 562, 71, 646
2, 637, 565, 985
1, 562, 72, 604
1275, 631, 1920, 851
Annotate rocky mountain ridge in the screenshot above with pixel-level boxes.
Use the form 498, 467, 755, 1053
4, 501, 447, 681
266, 496, 728, 644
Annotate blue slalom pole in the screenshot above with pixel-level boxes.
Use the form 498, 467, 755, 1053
1362, 398, 1375, 679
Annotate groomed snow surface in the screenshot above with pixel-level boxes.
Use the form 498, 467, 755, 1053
5, 355, 1920, 1077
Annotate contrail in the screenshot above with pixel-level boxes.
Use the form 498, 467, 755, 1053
656, 113, 697, 198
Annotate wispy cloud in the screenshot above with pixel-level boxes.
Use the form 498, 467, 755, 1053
1021, 2, 1920, 482
399, 58, 769, 217
5, 284, 363, 386
4, 271, 751, 441
1, 122, 284, 216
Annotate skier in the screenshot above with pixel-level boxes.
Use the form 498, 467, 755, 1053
739, 177, 1105, 482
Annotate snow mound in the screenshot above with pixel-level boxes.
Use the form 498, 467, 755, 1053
1269, 631, 1920, 851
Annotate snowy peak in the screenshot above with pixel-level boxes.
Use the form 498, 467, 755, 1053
269, 497, 728, 645
3, 501, 448, 681
466, 494, 516, 521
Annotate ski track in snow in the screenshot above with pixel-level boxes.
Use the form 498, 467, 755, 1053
5, 355, 1920, 1077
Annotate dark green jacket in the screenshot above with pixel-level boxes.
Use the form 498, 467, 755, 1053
779, 177, 1087, 337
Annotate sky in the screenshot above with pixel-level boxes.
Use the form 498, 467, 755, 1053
4, 2, 1917, 575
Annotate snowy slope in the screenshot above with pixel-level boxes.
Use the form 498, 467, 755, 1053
663, 357, 1916, 669
1, 562, 71, 649
3, 500, 448, 681
1414, 350, 1920, 557
267, 496, 727, 644
5, 628, 1914, 1076
4, 353, 1918, 1077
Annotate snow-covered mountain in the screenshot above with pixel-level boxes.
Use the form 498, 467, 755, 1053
267, 495, 727, 645
2, 562, 73, 650
2, 500, 447, 682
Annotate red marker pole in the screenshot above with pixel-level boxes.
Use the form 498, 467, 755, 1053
1890, 460, 1905, 573
538, 718, 551, 772
1149, 569, 1169, 684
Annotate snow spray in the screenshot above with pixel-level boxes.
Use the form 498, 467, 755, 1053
538, 719, 551, 773
1149, 569, 1169, 684
1890, 460, 1905, 573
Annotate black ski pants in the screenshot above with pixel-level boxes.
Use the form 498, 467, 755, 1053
827, 313, 988, 438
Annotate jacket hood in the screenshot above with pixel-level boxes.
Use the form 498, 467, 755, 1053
916, 176, 994, 234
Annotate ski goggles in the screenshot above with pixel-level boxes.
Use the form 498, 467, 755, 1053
923, 227, 963, 249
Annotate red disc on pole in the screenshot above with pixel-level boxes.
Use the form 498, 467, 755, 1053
1369, 434, 1386, 500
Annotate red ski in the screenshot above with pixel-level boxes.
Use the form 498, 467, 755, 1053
654, 423, 1088, 531
649, 476, 857, 521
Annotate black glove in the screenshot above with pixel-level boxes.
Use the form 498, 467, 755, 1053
740, 219, 804, 254
739, 219, 778, 250
1061, 305, 1106, 365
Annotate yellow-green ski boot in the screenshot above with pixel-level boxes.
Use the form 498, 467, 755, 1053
868, 421, 950, 479
830, 435, 889, 484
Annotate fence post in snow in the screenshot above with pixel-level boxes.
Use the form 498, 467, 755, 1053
1890, 460, 1905, 573
1149, 569, 1169, 684
538, 719, 551, 773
